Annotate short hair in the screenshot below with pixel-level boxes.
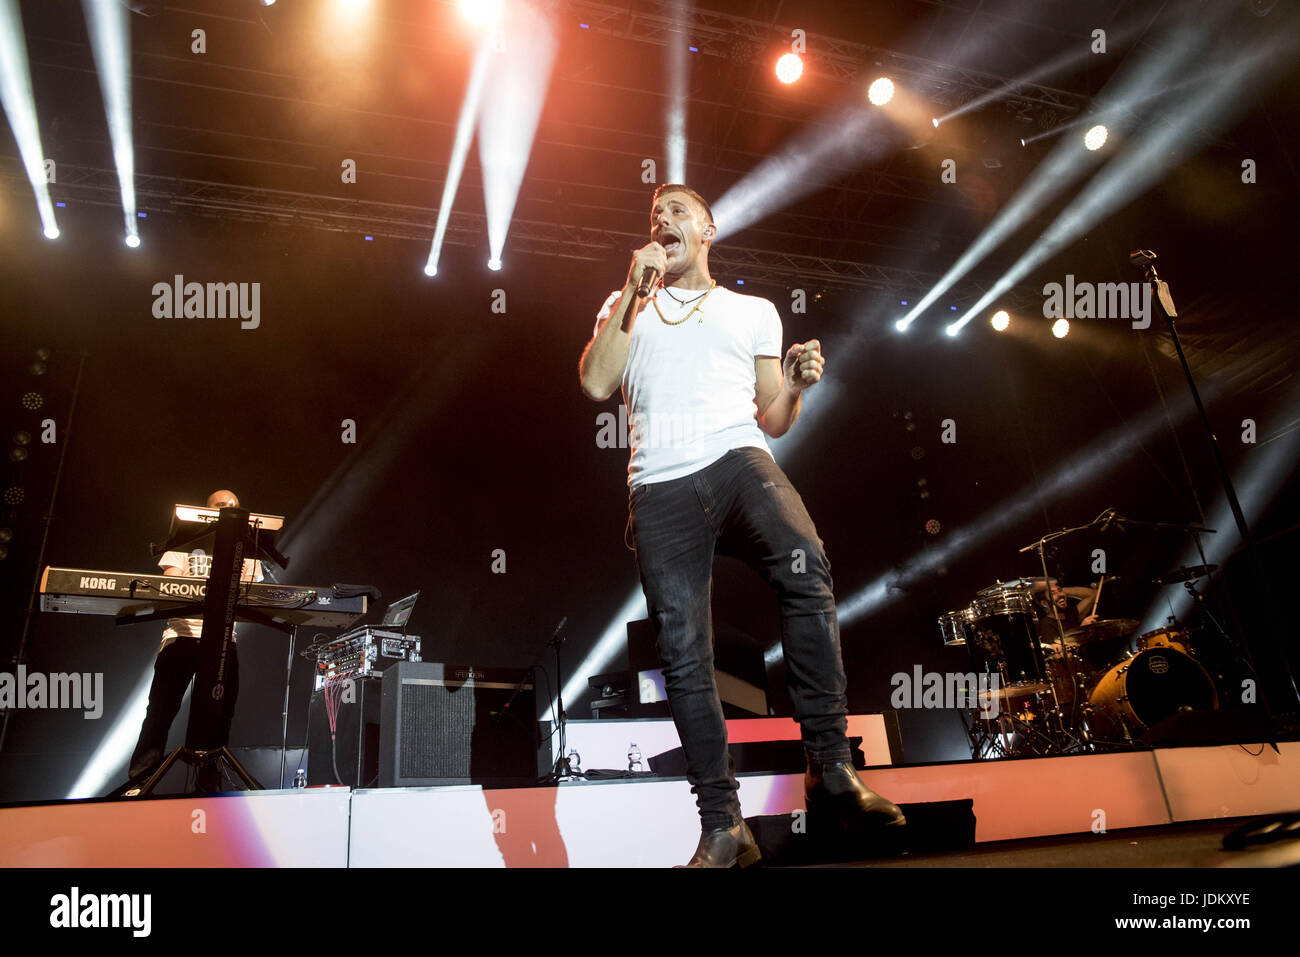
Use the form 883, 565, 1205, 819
651, 184, 714, 226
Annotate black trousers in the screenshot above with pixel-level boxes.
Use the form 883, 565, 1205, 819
629, 447, 850, 830
128, 636, 240, 782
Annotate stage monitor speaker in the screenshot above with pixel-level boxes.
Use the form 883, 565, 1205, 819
379, 662, 537, 786
307, 677, 381, 787
1139, 707, 1282, 748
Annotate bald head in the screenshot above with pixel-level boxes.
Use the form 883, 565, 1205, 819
207, 490, 239, 509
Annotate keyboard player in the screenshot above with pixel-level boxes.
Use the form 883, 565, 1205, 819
127, 489, 263, 790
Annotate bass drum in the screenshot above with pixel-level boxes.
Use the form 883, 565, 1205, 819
1087, 648, 1218, 740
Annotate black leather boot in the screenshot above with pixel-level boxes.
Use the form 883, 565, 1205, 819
805, 761, 906, 831
676, 819, 762, 868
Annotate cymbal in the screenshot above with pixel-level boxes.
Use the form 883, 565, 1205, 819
975, 579, 1035, 596
1156, 564, 1218, 585
1063, 618, 1139, 643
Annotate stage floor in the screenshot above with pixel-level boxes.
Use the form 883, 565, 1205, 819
1, 740, 1296, 867
837, 816, 1297, 868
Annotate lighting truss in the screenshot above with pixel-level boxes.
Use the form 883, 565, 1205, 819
5, 160, 1038, 309
557, 0, 1094, 124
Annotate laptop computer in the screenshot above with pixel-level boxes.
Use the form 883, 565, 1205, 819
379, 591, 420, 634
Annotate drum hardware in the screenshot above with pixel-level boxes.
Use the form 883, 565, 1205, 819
1012, 512, 1119, 754
1155, 563, 1218, 585
1155, 560, 1263, 712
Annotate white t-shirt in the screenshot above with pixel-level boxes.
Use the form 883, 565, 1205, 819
595, 284, 783, 487
158, 549, 263, 649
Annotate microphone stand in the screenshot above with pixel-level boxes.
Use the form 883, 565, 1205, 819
504, 617, 572, 784
1131, 250, 1299, 717
279, 625, 298, 789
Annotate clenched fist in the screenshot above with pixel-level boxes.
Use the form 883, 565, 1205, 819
783, 339, 824, 391
627, 242, 668, 293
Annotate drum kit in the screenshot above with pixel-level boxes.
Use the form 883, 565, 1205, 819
939, 566, 1221, 759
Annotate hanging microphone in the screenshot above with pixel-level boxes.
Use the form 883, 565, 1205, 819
636, 266, 660, 299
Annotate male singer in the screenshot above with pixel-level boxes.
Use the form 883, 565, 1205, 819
579, 185, 905, 867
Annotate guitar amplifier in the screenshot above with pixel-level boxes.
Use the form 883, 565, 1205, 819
379, 662, 538, 786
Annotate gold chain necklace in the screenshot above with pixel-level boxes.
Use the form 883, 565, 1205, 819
652, 280, 717, 325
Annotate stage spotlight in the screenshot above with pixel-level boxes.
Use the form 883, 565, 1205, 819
665, 0, 690, 182
775, 52, 802, 84
931, 117, 939, 128
29, 360, 45, 375
487, 257, 502, 271
1052, 318, 1070, 338
43, 225, 59, 239
21, 392, 42, 410
461, 0, 502, 25
3, 486, 23, 506
1084, 124, 1108, 151
12, 431, 31, 446
479, 4, 556, 276
0, 527, 11, 542
1, 0, 61, 238
945, 324, 960, 337
124, 233, 140, 247
427, 31, 496, 278
991, 310, 1010, 331
84, 0, 138, 250
8, 448, 27, 462
894, 318, 908, 332
868, 77, 894, 105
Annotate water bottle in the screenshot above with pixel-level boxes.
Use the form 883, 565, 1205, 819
293, 768, 306, 789
627, 742, 643, 773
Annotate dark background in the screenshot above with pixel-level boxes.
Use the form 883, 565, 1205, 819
1, 0, 1297, 802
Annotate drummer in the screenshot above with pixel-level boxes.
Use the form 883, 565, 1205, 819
1029, 579, 1098, 649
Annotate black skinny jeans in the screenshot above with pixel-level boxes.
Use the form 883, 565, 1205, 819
628, 447, 850, 830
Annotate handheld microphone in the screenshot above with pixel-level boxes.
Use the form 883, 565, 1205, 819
636, 266, 660, 299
